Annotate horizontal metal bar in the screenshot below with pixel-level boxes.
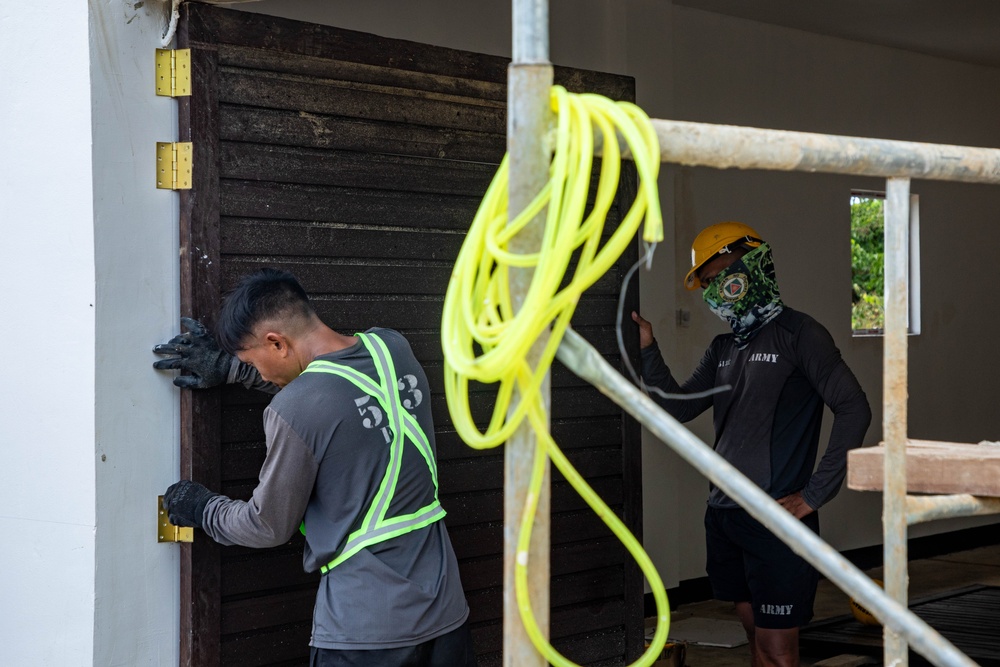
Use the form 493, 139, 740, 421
556, 328, 977, 667
600, 118, 1000, 184
907, 494, 1000, 525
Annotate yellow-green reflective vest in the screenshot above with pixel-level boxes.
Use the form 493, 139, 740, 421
299, 332, 445, 574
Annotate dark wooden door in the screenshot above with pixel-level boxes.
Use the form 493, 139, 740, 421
176, 4, 644, 665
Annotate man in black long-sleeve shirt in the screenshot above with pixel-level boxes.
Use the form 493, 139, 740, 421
632, 222, 871, 667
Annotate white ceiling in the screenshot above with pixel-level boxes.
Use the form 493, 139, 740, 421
674, 0, 1000, 69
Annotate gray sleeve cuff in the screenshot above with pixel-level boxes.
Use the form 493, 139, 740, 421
201, 495, 238, 546
799, 487, 821, 512
227, 357, 280, 394
226, 356, 242, 384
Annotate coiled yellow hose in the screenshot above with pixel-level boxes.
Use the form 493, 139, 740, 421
442, 85, 669, 666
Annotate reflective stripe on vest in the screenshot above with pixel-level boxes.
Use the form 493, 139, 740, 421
300, 332, 445, 574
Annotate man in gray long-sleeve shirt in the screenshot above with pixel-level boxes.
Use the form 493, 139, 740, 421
155, 268, 475, 667
632, 222, 871, 667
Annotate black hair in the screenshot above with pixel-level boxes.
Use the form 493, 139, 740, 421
216, 268, 315, 354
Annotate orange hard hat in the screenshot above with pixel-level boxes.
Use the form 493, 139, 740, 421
684, 222, 764, 290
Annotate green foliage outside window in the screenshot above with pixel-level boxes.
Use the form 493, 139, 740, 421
851, 195, 884, 332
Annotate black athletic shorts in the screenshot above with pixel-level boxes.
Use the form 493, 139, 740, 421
309, 619, 478, 667
704, 506, 820, 630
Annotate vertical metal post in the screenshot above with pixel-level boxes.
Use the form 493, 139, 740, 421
883, 177, 910, 666
505, 2, 553, 666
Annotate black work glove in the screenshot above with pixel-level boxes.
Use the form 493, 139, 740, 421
162, 480, 220, 529
153, 317, 233, 389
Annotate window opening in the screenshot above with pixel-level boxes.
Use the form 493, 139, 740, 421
850, 190, 920, 337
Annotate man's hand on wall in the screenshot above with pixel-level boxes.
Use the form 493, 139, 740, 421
162, 480, 220, 529
153, 317, 233, 389
631, 311, 655, 349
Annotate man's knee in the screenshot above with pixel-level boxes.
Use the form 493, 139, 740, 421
755, 626, 799, 667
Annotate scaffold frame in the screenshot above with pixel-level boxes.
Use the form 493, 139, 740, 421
506, 2, 1000, 666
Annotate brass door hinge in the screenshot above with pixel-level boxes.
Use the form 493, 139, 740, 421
157, 495, 194, 543
156, 142, 193, 190
155, 48, 191, 97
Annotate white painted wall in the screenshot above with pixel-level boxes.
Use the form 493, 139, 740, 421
4, 0, 189, 664
0, 2, 97, 665
89, 1, 182, 665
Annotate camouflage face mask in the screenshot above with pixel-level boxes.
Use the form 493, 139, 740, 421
702, 243, 784, 348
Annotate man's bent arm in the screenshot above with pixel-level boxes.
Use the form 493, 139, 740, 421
797, 322, 872, 510
640, 340, 717, 423
202, 408, 317, 547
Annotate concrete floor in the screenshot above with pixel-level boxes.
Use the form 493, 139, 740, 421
647, 544, 1000, 666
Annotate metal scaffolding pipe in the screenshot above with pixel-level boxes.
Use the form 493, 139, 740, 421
556, 328, 977, 667
504, 2, 553, 666
907, 494, 1000, 526
512, 0, 549, 64
883, 178, 911, 667
599, 118, 1000, 184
